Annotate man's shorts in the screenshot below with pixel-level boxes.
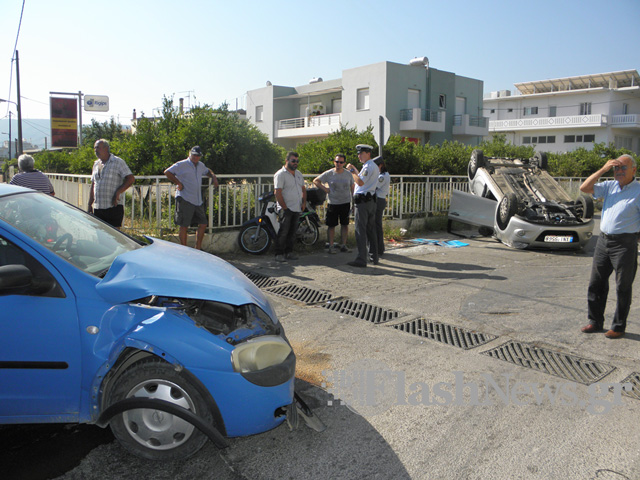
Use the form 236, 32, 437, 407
325, 203, 351, 227
175, 196, 207, 227
94, 205, 125, 228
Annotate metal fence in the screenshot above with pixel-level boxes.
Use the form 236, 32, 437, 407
46, 173, 588, 236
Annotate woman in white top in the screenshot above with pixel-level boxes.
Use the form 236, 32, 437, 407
373, 160, 391, 256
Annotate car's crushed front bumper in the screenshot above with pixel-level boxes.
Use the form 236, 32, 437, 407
496, 215, 595, 249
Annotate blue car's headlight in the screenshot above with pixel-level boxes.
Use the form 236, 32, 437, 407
231, 336, 296, 387
231, 336, 292, 372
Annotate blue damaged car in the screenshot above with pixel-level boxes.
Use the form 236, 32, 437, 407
0, 184, 297, 460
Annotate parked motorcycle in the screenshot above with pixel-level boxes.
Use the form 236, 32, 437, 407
237, 188, 325, 255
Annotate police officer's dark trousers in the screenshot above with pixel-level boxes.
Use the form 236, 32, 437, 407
354, 199, 377, 265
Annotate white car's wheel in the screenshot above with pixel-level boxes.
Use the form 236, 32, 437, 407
496, 193, 518, 231
468, 149, 485, 180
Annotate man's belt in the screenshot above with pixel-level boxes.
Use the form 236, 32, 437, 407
600, 232, 639, 240
354, 193, 376, 204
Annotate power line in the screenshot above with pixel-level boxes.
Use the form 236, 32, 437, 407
4, 0, 26, 117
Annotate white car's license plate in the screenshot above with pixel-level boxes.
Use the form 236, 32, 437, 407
544, 235, 573, 243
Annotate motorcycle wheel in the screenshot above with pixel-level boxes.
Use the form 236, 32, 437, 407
238, 225, 272, 254
297, 217, 319, 246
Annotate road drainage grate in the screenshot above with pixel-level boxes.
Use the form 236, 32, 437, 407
322, 299, 400, 324
481, 341, 615, 385
393, 318, 497, 349
263, 284, 333, 304
242, 271, 283, 289
620, 372, 640, 401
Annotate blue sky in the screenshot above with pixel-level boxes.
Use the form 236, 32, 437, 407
1, 0, 639, 129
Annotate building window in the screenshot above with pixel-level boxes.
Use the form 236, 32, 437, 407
584, 134, 595, 142
357, 88, 370, 110
507, 108, 513, 113
549, 106, 557, 117
580, 103, 592, 115
615, 136, 633, 150
523, 107, 538, 116
439, 94, 446, 109
524, 135, 555, 145
490, 109, 495, 114
623, 103, 629, 115
564, 135, 576, 143
256, 106, 263, 122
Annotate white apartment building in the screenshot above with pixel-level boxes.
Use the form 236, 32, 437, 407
245, 60, 488, 150
484, 70, 640, 154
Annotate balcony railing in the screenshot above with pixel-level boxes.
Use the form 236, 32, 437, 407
490, 114, 608, 131
275, 113, 341, 138
453, 115, 489, 136
611, 114, 640, 128
399, 108, 445, 132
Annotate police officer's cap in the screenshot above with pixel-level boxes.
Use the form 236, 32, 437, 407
356, 144, 373, 153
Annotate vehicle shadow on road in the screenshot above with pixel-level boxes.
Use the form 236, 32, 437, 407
54, 380, 412, 480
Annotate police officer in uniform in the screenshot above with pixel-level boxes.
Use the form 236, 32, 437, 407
346, 144, 380, 267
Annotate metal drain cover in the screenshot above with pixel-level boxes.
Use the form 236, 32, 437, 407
322, 299, 400, 324
241, 271, 283, 289
482, 341, 615, 385
264, 284, 333, 304
393, 318, 496, 349
620, 372, 640, 401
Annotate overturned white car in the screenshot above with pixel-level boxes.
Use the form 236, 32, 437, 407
449, 150, 595, 249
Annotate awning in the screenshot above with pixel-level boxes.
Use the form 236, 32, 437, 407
515, 70, 640, 95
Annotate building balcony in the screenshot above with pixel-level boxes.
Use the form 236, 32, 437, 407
452, 114, 489, 136
610, 114, 640, 130
489, 114, 608, 132
399, 108, 446, 132
275, 113, 341, 138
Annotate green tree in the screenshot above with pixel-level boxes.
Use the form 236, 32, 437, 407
81, 118, 128, 146
34, 97, 285, 177
296, 125, 377, 174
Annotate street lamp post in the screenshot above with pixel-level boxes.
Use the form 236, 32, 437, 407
0, 99, 17, 159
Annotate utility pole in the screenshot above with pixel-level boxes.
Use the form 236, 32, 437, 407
78, 90, 83, 146
15, 50, 23, 155
8, 111, 12, 160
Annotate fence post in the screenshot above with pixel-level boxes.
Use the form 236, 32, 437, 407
155, 178, 161, 234
398, 176, 404, 220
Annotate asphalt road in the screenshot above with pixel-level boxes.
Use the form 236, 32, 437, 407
3, 220, 640, 480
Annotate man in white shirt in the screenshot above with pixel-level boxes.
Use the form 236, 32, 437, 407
273, 152, 307, 262
164, 146, 219, 249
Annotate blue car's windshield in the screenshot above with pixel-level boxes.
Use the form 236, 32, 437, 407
0, 191, 142, 276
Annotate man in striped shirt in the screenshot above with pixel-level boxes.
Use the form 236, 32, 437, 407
9, 154, 55, 195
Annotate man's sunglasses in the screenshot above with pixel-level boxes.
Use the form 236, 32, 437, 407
289, 159, 299, 163
334, 160, 345, 164
614, 165, 629, 171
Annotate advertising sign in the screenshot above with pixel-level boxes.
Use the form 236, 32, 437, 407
50, 97, 78, 147
84, 95, 109, 112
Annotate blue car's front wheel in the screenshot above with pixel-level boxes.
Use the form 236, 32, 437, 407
107, 359, 214, 460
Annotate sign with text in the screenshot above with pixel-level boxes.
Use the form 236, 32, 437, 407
50, 97, 78, 147
84, 95, 109, 112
